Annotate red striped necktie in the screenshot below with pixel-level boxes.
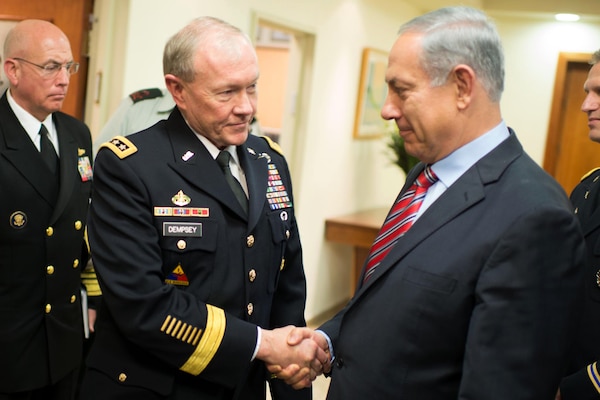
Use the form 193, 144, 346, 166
363, 166, 438, 283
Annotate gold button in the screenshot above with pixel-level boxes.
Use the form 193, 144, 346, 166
177, 240, 187, 250
248, 269, 257, 282
596, 269, 600, 288
246, 235, 255, 248
46, 265, 55, 275
70, 295, 76, 303
247, 303, 254, 315
46, 227, 54, 236
118, 373, 127, 382
75, 220, 83, 230
285, 230, 290, 239
280, 259, 285, 271
73, 259, 79, 268
45, 304, 52, 313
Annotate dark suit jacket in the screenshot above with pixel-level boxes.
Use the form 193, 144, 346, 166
320, 131, 585, 400
84, 108, 309, 400
0, 93, 93, 392
560, 168, 600, 399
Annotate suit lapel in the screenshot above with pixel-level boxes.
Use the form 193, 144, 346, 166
50, 115, 75, 222
165, 110, 248, 220
238, 143, 268, 231
358, 132, 522, 293
0, 96, 58, 206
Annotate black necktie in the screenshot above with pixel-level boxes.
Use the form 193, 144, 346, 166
39, 124, 59, 175
216, 150, 248, 214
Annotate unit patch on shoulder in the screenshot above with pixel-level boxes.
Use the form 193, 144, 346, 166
99, 136, 138, 159
581, 167, 600, 182
261, 135, 283, 156
129, 88, 164, 103
165, 263, 190, 286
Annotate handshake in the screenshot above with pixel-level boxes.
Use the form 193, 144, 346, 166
256, 326, 332, 389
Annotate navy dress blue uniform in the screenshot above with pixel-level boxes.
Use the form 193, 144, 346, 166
83, 107, 310, 400
0, 93, 93, 393
561, 168, 600, 399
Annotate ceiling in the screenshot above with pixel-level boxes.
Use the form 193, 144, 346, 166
403, 0, 600, 19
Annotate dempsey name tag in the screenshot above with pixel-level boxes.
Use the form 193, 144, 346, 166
163, 222, 203, 237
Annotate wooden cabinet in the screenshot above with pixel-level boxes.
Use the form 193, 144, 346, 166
324, 208, 387, 294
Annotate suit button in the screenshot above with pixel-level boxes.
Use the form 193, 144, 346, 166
118, 373, 127, 382
45, 304, 52, 314
73, 259, 79, 268
177, 240, 186, 250
75, 220, 83, 230
335, 357, 344, 368
46, 265, 55, 275
46, 227, 54, 236
70, 295, 77, 303
247, 235, 255, 247
285, 230, 290, 239
247, 303, 254, 315
596, 269, 600, 287
248, 269, 257, 282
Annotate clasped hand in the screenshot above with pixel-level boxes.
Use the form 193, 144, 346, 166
256, 326, 331, 389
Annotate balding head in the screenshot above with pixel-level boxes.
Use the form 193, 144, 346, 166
3, 19, 75, 121
4, 19, 70, 61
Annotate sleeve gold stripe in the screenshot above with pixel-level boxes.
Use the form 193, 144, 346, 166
166, 318, 177, 335
84, 227, 90, 254
180, 305, 225, 375
176, 323, 188, 339
181, 324, 192, 341
587, 362, 600, 394
160, 315, 172, 332
81, 267, 102, 296
187, 327, 198, 344
191, 328, 203, 346
172, 320, 182, 337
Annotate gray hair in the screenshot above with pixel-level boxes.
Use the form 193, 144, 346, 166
398, 6, 505, 102
163, 16, 250, 82
591, 49, 600, 66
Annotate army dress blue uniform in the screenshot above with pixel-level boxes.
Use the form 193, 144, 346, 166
561, 168, 600, 399
82, 108, 310, 400
0, 93, 94, 393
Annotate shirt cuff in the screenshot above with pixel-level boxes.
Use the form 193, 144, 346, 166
251, 326, 261, 361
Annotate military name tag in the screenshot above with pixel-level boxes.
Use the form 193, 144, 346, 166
163, 222, 202, 237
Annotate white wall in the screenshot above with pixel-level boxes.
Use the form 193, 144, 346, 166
86, 0, 600, 321
493, 14, 600, 164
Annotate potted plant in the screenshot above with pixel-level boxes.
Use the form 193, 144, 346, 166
385, 124, 420, 175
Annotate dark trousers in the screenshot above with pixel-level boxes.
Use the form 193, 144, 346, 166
0, 369, 79, 400
79, 368, 236, 400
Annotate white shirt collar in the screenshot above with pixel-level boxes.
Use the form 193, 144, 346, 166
7, 89, 57, 152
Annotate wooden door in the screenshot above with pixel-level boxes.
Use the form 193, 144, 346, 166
0, 0, 93, 119
544, 52, 600, 195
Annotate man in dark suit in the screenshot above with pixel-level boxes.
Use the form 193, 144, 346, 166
79, 17, 325, 400
558, 50, 600, 400
273, 6, 586, 399
0, 20, 95, 400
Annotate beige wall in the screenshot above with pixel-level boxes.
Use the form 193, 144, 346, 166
85, 0, 600, 321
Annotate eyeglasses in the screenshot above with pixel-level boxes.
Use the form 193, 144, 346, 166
13, 57, 80, 77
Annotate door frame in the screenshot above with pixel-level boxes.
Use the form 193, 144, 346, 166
543, 52, 592, 175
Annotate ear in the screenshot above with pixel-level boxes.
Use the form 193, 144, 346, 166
164, 74, 186, 110
451, 64, 475, 110
4, 59, 18, 86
